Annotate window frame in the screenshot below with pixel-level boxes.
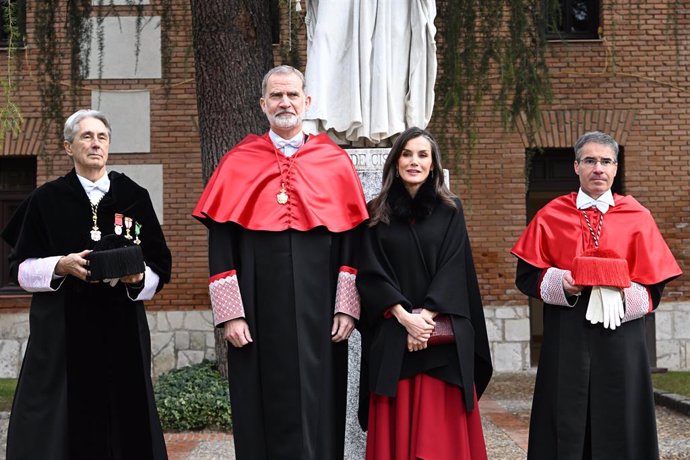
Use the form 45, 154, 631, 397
545, 0, 601, 41
0, 156, 36, 294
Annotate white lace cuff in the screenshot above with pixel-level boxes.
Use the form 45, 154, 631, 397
334, 267, 360, 320
18, 257, 65, 292
622, 281, 650, 323
209, 270, 245, 326
540, 268, 576, 307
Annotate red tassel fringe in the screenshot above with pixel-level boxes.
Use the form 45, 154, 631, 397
572, 249, 631, 288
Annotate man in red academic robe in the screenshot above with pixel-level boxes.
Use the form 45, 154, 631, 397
511, 131, 681, 460
193, 65, 368, 460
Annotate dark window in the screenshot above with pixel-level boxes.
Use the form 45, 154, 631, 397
545, 0, 600, 40
0, 0, 26, 48
0, 156, 35, 292
525, 146, 623, 365
269, 0, 280, 44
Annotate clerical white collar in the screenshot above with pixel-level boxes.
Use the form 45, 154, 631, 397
576, 188, 615, 214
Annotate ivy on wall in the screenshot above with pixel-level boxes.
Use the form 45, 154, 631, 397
0, 0, 23, 144
437, 0, 558, 172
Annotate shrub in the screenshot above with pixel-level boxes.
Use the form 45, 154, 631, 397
154, 361, 232, 431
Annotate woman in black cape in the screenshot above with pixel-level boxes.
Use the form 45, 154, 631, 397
356, 127, 493, 460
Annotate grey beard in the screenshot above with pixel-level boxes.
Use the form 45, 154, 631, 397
272, 113, 301, 129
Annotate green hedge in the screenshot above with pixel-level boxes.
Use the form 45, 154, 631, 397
154, 361, 232, 431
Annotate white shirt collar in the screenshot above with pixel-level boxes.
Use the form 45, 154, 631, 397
77, 172, 110, 204
576, 188, 615, 214
269, 130, 304, 157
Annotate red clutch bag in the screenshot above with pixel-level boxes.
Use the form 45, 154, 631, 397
413, 309, 455, 345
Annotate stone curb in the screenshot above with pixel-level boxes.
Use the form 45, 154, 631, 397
654, 388, 690, 417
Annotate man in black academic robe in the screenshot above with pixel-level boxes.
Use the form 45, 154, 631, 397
193, 66, 368, 460
2, 109, 171, 460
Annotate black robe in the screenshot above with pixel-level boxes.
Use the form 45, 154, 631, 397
356, 182, 492, 429
206, 223, 360, 460
194, 133, 367, 460
517, 260, 665, 460
1, 169, 171, 460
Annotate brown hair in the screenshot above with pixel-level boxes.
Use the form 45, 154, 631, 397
368, 127, 457, 226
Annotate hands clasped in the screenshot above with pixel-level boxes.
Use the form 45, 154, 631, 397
396, 307, 436, 352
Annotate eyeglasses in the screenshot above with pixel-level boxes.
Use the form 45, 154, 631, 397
578, 157, 618, 168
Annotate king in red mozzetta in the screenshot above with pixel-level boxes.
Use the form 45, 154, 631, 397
193, 65, 367, 460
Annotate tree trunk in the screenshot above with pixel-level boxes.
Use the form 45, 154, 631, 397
191, 0, 273, 378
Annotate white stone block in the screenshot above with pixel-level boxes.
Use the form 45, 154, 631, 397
505, 318, 530, 341
155, 312, 170, 332
146, 312, 157, 331
175, 331, 190, 350
485, 318, 503, 342
0, 340, 20, 378
0, 312, 29, 339
672, 310, 690, 339
183, 311, 213, 331
655, 310, 673, 340
656, 340, 681, 370
496, 307, 519, 319
492, 342, 524, 372
200, 310, 214, 324
206, 332, 216, 348
86, 16, 161, 79
190, 332, 206, 350
177, 350, 205, 368
167, 311, 185, 330
673, 302, 690, 312
152, 335, 175, 379
150, 332, 173, 356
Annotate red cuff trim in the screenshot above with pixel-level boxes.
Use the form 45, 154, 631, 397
339, 265, 358, 275
210, 269, 237, 284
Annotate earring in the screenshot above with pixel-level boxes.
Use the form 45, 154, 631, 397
430, 169, 434, 179
395, 169, 399, 178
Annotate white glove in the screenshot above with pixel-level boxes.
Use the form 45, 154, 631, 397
102, 278, 119, 287
585, 286, 604, 325
600, 286, 624, 330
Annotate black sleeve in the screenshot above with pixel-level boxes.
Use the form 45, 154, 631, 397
515, 258, 544, 299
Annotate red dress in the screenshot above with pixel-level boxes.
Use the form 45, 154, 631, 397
367, 375, 487, 460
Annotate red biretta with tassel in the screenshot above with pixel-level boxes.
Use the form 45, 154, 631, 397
571, 248, 631, 288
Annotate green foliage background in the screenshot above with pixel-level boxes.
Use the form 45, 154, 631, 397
154, 361, 232, 431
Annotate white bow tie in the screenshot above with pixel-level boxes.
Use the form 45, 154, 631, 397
274, 137, 303, 151
84, 183, 108, 194
583, 200, 610, 213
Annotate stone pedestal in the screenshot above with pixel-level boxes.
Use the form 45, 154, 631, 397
343, 148, 390, 459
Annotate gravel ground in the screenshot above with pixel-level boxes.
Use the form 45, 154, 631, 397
2, 370, 689, 460
486, 371, 690, 460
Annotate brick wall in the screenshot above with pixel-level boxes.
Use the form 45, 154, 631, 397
1, 1, 688, 328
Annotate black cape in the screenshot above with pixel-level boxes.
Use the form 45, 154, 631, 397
1, 169, 171, 460
516, 260, 665, 460
356, 182, 492, 429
